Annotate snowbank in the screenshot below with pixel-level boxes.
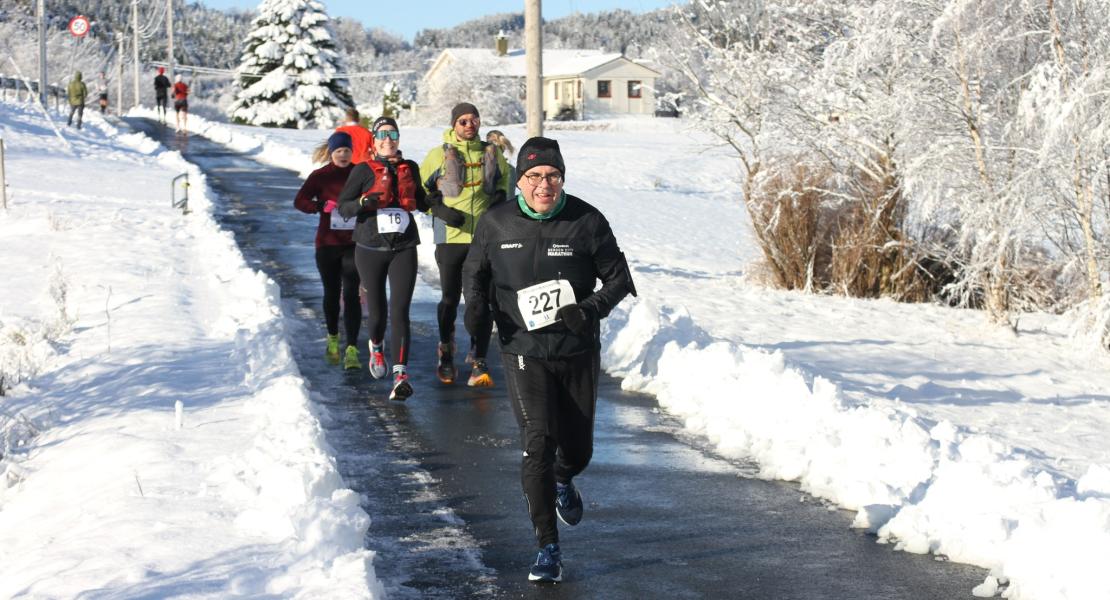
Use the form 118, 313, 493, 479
0, 102, 382, 598
601, 299, 1110, 599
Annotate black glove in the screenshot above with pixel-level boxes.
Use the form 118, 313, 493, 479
431, 203, 467, 227
464, 301, 492, 336
557, 304, 594, 336
490, 189, 507, 208
359, 192, 381, 208
314, 198, 325, 213
426, 190, 444, 206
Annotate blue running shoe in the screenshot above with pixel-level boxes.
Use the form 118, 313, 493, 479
528, 543, 562, 583
555, 481, 583, 526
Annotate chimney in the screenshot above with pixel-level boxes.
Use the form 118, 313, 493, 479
496, 30, 508, 56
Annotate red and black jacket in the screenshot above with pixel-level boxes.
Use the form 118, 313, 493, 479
337, 155, 430, 251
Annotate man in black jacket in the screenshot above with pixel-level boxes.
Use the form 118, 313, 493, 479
463, 137, 636, 583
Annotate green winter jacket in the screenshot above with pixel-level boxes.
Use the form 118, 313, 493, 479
67, 72, 87, 106
420, 128, 512, 244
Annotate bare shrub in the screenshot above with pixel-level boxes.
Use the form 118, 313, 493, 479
748, 154, 947, 302
828, 158, 944, 302
745, 160, 832, 292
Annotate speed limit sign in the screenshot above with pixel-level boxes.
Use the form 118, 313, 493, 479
68, 15, 90, 37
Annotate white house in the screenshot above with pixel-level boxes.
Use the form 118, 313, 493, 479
422, 43, 661, 121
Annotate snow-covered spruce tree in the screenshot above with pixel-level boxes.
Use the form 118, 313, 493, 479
228, 0, 354, 129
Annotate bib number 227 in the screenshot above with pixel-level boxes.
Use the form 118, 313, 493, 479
516, 279, 575, 331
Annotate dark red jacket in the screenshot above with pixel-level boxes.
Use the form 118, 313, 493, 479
294, 162, 356, 248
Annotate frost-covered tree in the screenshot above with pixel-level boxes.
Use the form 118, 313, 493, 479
418, 69, 524, 126
227, 0, 353, 128
669, 0, 1110, 348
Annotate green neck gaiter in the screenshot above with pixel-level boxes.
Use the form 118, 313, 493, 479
517, 190, 566, 220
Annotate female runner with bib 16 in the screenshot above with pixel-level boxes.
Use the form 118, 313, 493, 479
337, 117, 432, 401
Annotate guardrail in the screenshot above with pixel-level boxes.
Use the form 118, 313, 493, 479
0, 75, 66, 110
172, 172, 189, 214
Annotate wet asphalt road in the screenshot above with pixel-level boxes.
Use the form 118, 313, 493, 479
126, 119, 988, 599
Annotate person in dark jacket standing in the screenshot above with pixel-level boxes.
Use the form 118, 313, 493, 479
338, 117, 431, 401
66, 71, 87, 129
462, 137, 636, 584
294, 131, 362, 370
153, 67, 171, 123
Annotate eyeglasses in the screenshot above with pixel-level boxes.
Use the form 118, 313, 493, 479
374, 130, 399, 140
521, 172, 563, 186
456, 118, 480, 127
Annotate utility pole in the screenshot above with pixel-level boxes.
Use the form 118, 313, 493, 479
166, 0, 174, 79
37, 0, 47, 106
525, 0, 543, 137
132, 0, 140, 109
117, 34, 124, 116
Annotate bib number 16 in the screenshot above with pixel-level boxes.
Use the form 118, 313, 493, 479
516, 279, 575, 331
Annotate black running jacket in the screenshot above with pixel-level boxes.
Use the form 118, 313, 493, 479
463, 193, 636, 359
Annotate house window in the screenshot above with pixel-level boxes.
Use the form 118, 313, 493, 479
628, 80, 642, 98
577, 80, 581, 99
598, 80, 611, 98
554, 83, 558, 100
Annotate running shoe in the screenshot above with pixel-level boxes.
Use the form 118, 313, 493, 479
368, 342, 387, 379
436, 342, 456, 384
528, 543, 563, 583
389, 368, 413, 401
325, 334, 340, 365
343, 345, 360, 370
467, 358, 494, 388
555, 480, 583, 526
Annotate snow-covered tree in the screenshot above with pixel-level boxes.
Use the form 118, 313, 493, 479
227, 0, 353, 128
417, 69, 524, 126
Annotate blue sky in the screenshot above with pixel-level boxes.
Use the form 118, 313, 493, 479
197, 0, 678, 42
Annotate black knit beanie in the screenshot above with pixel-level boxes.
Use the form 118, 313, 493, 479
372, 116, 398, 132
450, 102, 480, 125
516, 137, 565, 177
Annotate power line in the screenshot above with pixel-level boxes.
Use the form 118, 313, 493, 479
146, 61, 413, 79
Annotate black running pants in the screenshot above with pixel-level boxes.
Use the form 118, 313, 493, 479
435, 243, 492, 358
315, 244, 361, 347
501, 350, 600, 547
356, 245, 417, 365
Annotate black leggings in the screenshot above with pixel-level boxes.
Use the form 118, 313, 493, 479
501, 350, 600, 547
356, 245, 417, 365
315, 245, 361, 346
156, 95, 167, 114
435, 243, 493, 357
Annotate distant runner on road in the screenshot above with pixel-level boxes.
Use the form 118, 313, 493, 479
153, 67, 171, 123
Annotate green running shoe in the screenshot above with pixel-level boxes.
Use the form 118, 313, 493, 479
325, 334, 341, 364
343, 345, 361, 370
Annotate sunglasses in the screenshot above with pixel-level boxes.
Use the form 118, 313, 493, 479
374, 130, 399, 140
456, 118, 480, 127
